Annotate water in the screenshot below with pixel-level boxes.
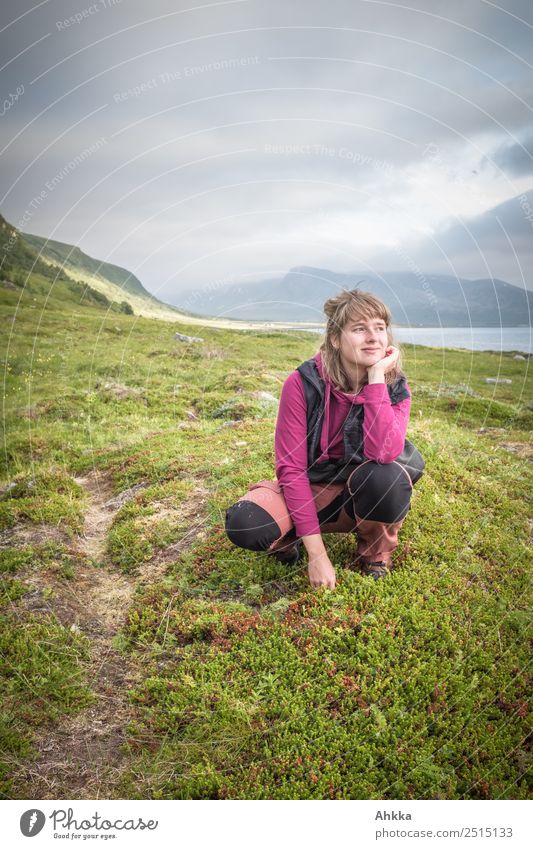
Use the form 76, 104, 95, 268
297, 326, 532, 354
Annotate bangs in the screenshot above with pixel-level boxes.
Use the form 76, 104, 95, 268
343, 297, 390, 327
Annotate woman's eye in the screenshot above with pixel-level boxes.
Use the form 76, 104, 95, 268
350, 325, 386, 332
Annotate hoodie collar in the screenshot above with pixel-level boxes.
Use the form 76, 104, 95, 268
313, 351, 363, 399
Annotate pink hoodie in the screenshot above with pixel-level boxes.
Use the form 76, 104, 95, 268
274, 351, 411, 537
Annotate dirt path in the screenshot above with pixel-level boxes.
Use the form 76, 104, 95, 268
12, 470, 209, 799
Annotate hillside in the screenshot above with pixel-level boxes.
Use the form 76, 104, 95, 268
18, 221, 197, 323
176, 266, 533, 326
0, 267, 531, 799
22, 231, 159, 301
0, 214, 318, 330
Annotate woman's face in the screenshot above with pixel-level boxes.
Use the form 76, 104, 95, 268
335, 313, 389, 369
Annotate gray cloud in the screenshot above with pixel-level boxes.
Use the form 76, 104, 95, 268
1, 0, 533, 294
491, 132, 533, 177
374, 188, 533, 287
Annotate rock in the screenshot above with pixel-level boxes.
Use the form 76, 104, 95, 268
1, 279, 17, 290
250, 391, 278, 402
0, 482, 17, 500
175, 332, 204, 343
235, 441, 248, 446
513, 355, 526, 360
484, 378, 512, 384
70, 624, 82, 634
1, 478, 36, 499
103, 482, 149, 510
101, 382, 145, 401
497, 442, 532, 458
211, 390, 278, 421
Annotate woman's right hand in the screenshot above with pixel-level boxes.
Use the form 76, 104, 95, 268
307, 551, 337, 589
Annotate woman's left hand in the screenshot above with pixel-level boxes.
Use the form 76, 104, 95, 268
368, 345, 400, 376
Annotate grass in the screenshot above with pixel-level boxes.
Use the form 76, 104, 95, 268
0, 269, 531, 799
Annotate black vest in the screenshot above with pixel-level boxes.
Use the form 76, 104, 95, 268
296, 357, 425, 485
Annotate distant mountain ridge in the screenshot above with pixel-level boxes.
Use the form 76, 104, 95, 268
3, 211, 531, 327
20, 227, 188, 320
176, 266, 533, 326
0, 213, 203, 322
22, 232, 154, 301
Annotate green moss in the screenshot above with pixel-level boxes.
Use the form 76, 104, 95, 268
1, 273, 531, 799
106, 479, 199, 572
0, 613, 94, 797
0, 470, 84, 532
0, 541, 81, 584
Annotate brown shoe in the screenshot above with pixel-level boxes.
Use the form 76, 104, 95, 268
267, 539, 303, 566
360, 560, 390, 580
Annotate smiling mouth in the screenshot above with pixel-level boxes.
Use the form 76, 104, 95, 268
363, 348, 379, 352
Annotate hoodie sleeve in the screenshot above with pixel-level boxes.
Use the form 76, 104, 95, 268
275, 370, 321, 537
359, 380, 412, 463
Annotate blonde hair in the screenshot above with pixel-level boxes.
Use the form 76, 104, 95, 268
318, 288, 404, 393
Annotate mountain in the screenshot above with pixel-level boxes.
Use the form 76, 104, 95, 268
4, 211, 531, 327
0, 213, 212, 322
22, 231, 155, 300
20, 225, 188, 321
175, 266, 533, 326
0, 213, 305, 328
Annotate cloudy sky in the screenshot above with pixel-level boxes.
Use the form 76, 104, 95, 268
1, 0, 532, 302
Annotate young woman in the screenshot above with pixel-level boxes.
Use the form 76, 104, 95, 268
224, 289, 425, 590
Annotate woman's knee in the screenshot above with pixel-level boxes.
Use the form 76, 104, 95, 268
225, 499, 283, 551
346, 461, 412, 523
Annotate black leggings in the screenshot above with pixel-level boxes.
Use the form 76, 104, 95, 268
225, 460, 414, 553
